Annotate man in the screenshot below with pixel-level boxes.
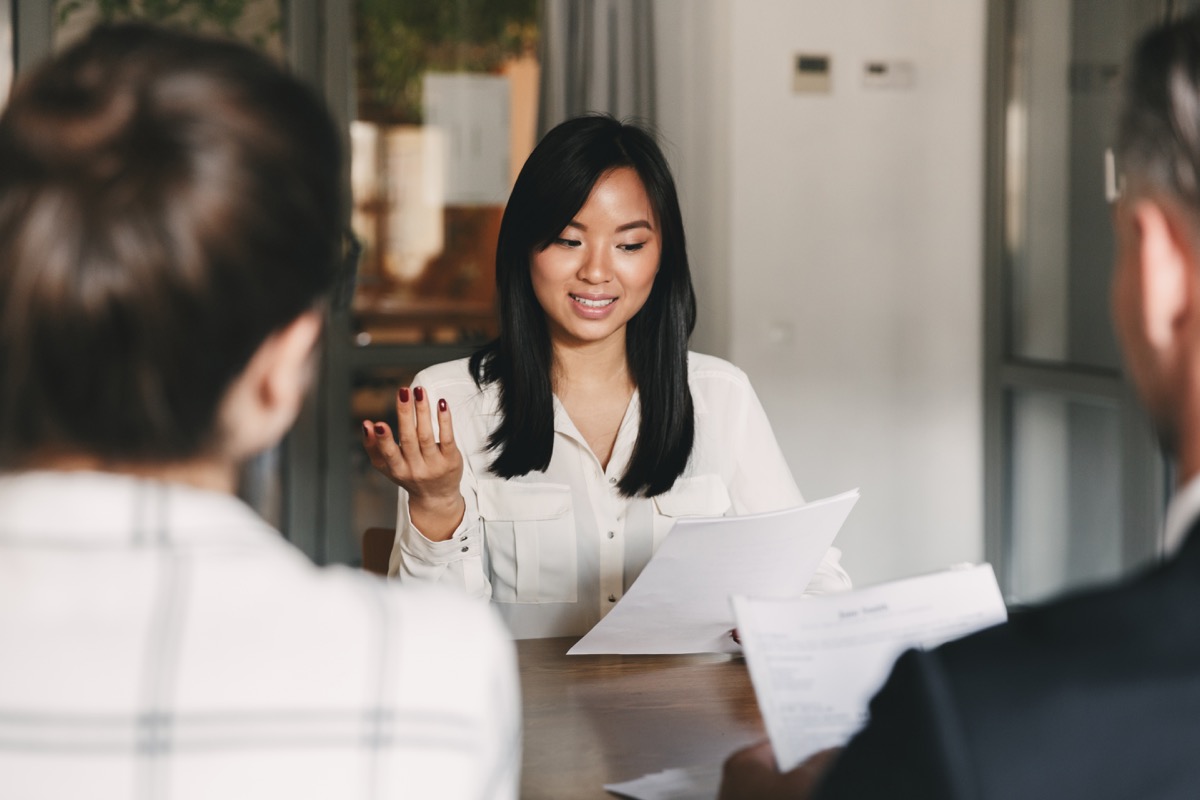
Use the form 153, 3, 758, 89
0, 24, 519, 799
720, 12, 1200, 800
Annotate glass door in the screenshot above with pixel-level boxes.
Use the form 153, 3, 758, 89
303, 0, 541, 566
983, 0, 1188, 604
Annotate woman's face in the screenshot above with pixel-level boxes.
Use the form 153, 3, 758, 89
531, 167, 661, 352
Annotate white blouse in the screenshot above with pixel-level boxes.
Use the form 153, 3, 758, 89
390, 352, 851, 639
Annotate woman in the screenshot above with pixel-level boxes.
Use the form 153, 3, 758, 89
363, 114, 849, 639
0, 24, 518, 798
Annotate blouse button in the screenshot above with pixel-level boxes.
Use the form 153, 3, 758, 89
607, 530, 615, 539
609, 477, 617, 485
608, 594, 617, 603
461, 546, 469, 553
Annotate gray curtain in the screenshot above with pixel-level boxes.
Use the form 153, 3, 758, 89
0, 1, 11, 106
537, 0, 657, 135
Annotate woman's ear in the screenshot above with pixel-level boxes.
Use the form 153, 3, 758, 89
259, 310, 323, 415
218, 310, 323, 462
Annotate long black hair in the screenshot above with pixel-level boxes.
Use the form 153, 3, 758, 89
470, 114, 697, 497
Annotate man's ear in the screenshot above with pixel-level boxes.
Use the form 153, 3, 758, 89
1132, 199, 1193, 351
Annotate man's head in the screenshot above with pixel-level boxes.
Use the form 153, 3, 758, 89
0, 23, 342, 471
1113, 12, 1200, 460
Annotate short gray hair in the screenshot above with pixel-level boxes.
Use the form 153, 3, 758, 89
1118, 12, 1200, 208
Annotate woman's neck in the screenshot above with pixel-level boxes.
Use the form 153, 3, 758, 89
551, 336, 633, 396
550, 337, 636, 470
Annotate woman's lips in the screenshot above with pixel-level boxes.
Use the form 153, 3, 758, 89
570, 293, 617, 318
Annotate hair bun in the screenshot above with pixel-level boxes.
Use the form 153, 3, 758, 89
8, 74, 140, 182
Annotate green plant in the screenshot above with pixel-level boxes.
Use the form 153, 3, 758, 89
56, 0, 279, 48
357, 0, 538, 124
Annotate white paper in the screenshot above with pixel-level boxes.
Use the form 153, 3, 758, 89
603, 764, 721, 800
733, 563, 1007, 772
422, 73, 511, 204
569, 490, 859, 655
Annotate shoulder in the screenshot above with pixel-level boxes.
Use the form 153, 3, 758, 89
686, 351, 749, 381
686, 351, 753, 391
181, 535, 516, 717
299, 564, 516, 700
822, 558, 1200, 799
934, 555, 1192, 687
372, 577, 513, 663
299, 570, 518, 787
889, 560, 1200, 793
685, 352, 760, 414
413, 357, 485, 403
414, 356, 475, 388
257, 549, 510, 656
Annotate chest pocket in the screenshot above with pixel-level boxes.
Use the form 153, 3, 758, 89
477, 480, 578, 604
651, 474, 733, 549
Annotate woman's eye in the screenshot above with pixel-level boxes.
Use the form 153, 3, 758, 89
554, 237, 582, 248
619, 242, 646, 253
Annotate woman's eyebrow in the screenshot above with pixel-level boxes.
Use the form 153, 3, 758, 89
562, 219, 654, 233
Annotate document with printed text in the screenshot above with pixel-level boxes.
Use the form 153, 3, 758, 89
732, 563, 1007, 772
568, 489, 860, 655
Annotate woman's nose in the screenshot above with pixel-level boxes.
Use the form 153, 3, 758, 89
577, 247, 613, 283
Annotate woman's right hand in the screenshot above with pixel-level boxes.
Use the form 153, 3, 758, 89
362, 385, 466, 542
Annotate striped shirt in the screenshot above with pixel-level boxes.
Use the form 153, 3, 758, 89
0, 470, 520, 800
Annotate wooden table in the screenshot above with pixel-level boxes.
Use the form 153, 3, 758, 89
517, 637, 766, 799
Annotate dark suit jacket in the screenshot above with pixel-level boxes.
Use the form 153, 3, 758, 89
815, 521, 1200, 800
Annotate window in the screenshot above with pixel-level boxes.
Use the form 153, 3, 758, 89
984, 0, 1171, 604
54, 0, 283, 55
340, 1, 541, 562
349, 0, 539, 346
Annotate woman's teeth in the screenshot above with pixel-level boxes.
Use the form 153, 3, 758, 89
573, 295, 615, 308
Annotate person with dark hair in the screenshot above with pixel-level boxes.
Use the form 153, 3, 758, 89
0, 23, 518, 798
362, 114, 849, 639
717, 11, 1200, 800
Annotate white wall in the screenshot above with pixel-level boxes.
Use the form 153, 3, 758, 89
654, 0, 734, 358
658, 0, 986, 586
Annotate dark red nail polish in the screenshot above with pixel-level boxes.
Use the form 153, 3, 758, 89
373, 423, 386, 436
398, 387, 410, 403
414, 386, 425, 402
438, 398, 447, 413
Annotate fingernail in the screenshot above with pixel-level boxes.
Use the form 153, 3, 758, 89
438, 398, 447, 413
414, 386, 425, 402
398, 387, 410, 403
373, 423, 386, 436
362, 421, 371, 438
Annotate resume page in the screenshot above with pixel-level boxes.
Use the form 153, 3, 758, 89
733, 563, 1007, 772
569, 489, 860, 655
